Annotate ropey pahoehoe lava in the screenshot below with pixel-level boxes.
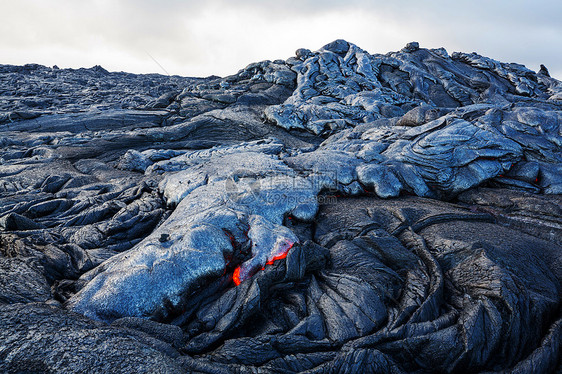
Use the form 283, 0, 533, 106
1, 40, 562, 373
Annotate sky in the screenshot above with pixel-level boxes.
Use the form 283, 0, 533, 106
1, 0, 561, 80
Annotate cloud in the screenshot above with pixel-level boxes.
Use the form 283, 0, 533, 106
0, 0, 560, 79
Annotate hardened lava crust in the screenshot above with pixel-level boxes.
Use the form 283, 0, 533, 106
1, 40, 561, 373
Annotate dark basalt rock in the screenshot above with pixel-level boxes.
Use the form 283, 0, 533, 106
0, 303, 184, 373
0, 41, 561, 373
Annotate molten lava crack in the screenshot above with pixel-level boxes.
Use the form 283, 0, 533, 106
232, 242, 294, 286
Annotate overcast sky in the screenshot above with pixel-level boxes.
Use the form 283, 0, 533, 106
1, 0, 561, 79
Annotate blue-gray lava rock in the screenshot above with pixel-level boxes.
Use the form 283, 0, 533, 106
1, 41, 561, 373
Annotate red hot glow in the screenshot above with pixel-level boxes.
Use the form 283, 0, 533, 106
232, 242, 294, 286
265, 250, 289, 266
232, 267, 241, 286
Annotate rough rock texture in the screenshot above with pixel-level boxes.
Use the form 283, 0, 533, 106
1, 40, 561, 373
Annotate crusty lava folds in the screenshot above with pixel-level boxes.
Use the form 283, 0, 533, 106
1, 40, 561, 373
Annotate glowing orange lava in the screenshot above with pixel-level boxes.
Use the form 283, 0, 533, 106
233, 267, 241, 286
232, 243, 294, 286
265, 250, 289, 266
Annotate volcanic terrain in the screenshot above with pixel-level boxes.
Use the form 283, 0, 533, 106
0, 40, 561, 373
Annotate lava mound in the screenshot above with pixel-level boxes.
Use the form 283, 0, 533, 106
1, 40, 561, 373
